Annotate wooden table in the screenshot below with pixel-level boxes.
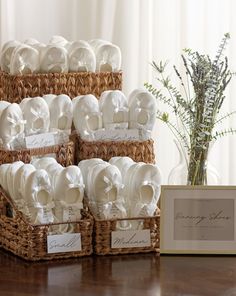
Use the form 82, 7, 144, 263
0, 249, 235, 296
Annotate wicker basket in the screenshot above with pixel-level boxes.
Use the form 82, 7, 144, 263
75, 135, 155, 164
93, 213, 160, 255
0, 140, 75, 166
0, 188, 94, 261
0, 70, 122, 103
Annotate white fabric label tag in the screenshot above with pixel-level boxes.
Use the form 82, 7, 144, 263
111, 229, 151, 249
63, 207, 81, 222
47, 233, 82, 254
25, 132, 55, 149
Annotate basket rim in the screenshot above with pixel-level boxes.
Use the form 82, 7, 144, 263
75, 132, 154, 145
84, 197, 160, 223
0, 69, 122, 78
0, 139, 74, 153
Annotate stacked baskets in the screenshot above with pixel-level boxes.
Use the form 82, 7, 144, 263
0, 37, 160, 260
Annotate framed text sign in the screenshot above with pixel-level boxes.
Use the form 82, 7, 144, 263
160, 185, 236, 254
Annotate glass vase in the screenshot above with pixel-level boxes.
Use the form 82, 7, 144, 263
168, 140, 220, 186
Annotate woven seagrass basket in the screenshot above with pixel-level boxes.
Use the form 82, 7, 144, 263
74, 135, 155, 164
0, 140, 75, 166
0, 188, 94, 261
92, 212, 160, 255
0, 70, 122, 103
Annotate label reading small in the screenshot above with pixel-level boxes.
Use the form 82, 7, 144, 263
47, 233, 81, 254
111, 229, 151, 249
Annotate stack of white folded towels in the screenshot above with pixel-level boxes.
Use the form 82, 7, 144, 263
0, 36, 121, 74
0, 158, 84, 228
0, 94, 73, 150
79, 157, 161, 230
73, 88, 157, 141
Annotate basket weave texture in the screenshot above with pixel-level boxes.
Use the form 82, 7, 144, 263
0, 188, 94, 261
0, 141, 75, 166
0, 70, 122, 103
93, 214, 160, 255
75, 135, 156, 164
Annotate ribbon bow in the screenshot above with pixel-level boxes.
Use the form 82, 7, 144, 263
103, 175, 124, 195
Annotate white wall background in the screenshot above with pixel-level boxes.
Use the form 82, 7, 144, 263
1, 0, 236, 184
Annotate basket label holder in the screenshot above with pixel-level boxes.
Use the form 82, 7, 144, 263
47, 233, 82, 254
111, 229, 151, 249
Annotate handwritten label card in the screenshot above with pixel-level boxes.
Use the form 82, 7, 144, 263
47, 233, 81, 254
25, 132, 55, 149
111, 229, 151, 249
174, 198, 234, 241
94, 129, 140, 142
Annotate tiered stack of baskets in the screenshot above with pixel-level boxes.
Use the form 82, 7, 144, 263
0, 39, 160, 260
0, 47, 123, 260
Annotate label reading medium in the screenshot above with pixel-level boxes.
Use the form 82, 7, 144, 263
111, 229, 151, 249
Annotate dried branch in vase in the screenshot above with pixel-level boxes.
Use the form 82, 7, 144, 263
145, 33, 235, 185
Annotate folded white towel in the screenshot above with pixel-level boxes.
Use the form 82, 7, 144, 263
40, 45, 68, 73
10, 44, 40, 75
99, 90, 128, 129
21, 97, 50, 136
128, 89, 157, 131
96, 43, 121, 72
0, 40, 21, 72
0, 103, 25, 149
72, 94, 102, 140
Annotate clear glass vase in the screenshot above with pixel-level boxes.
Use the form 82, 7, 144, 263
168, 140, 220, 185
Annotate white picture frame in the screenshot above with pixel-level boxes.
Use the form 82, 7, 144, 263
160, 185, 236, 254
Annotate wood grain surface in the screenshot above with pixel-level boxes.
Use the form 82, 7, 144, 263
0, 250, 236, 296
